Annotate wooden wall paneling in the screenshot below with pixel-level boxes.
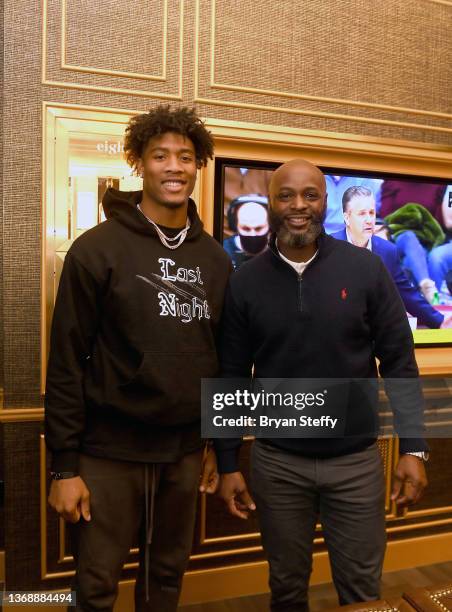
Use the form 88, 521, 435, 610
1, 399, 452, 595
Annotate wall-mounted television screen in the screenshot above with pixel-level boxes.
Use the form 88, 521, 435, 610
213, 158, 452, 344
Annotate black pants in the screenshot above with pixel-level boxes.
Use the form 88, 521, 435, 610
69, 450, 203, 612
250, 441, 386, 612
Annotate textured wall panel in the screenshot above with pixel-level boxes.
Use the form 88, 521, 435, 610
194, 0, 452, 138
43, 0, 184, 99
0, 0, 4, 555
211, 0, 451, 112
3, 0, 43, 407
0, 0, 4, 394
0, 424, 4, 550
3, 423, 42, 590
64, 0, 165, 76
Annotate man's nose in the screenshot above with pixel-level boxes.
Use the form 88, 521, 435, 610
290, 195, 307, 209
165, 155, 183, 172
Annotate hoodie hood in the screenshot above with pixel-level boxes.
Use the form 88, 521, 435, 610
102, 188, 204, 240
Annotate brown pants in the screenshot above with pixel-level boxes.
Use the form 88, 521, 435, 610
69, 449, 203, 612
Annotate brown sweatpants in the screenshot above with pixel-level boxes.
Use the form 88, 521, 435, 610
68, 449, 203, 612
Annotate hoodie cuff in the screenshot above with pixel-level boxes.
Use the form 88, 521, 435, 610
51, 451, 80, 474
399, 438, 430, 454
214, 447, 241, 474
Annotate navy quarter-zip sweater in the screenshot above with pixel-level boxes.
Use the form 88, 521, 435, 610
215, 232, 428, 473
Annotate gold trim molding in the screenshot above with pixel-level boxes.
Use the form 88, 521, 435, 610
42, 0, 184, 100
40, 435, 78, 579
61, 0, 169, 82
0, 551, 4, 583
194, 0, 452, 134
0, 409, 44, 423
115, 532, 452, 607
198, 116, 452, 234
41, 103, 143, 394
6, 532, 452, 610
39, 424, 452, 576
39, 422, 452, 583
185, 533, 452, 604
197, 438, 397, 550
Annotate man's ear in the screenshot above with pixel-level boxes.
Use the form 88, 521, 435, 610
136, 159, 144, 178
343, 211, 350, 227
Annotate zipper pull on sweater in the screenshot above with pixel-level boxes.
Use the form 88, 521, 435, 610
298, 276, 303, 313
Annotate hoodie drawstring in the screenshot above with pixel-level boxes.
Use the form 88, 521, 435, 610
144, 463, 157, 603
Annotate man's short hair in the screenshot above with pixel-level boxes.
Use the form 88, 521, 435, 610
342, 186, 373, 212
124, 105, 214, 172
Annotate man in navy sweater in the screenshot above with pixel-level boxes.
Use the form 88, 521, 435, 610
331, 186, 452, 329
214, 160, 428, 612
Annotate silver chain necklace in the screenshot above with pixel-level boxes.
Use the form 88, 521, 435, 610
137, 203, 190, 250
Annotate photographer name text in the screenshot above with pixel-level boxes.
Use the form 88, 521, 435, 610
212, 415, 338, 429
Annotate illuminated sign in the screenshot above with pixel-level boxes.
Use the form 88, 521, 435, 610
96, 140, 124, 155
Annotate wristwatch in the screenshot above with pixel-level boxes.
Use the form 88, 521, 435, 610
404, 452, 429, 461
50, 471, 77, 480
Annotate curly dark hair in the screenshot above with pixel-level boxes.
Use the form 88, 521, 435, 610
124, 105, 214, 171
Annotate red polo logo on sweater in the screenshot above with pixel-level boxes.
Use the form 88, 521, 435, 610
341, 288, 347, 300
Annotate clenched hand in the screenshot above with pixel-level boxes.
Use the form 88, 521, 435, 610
48, 477, 91, 523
